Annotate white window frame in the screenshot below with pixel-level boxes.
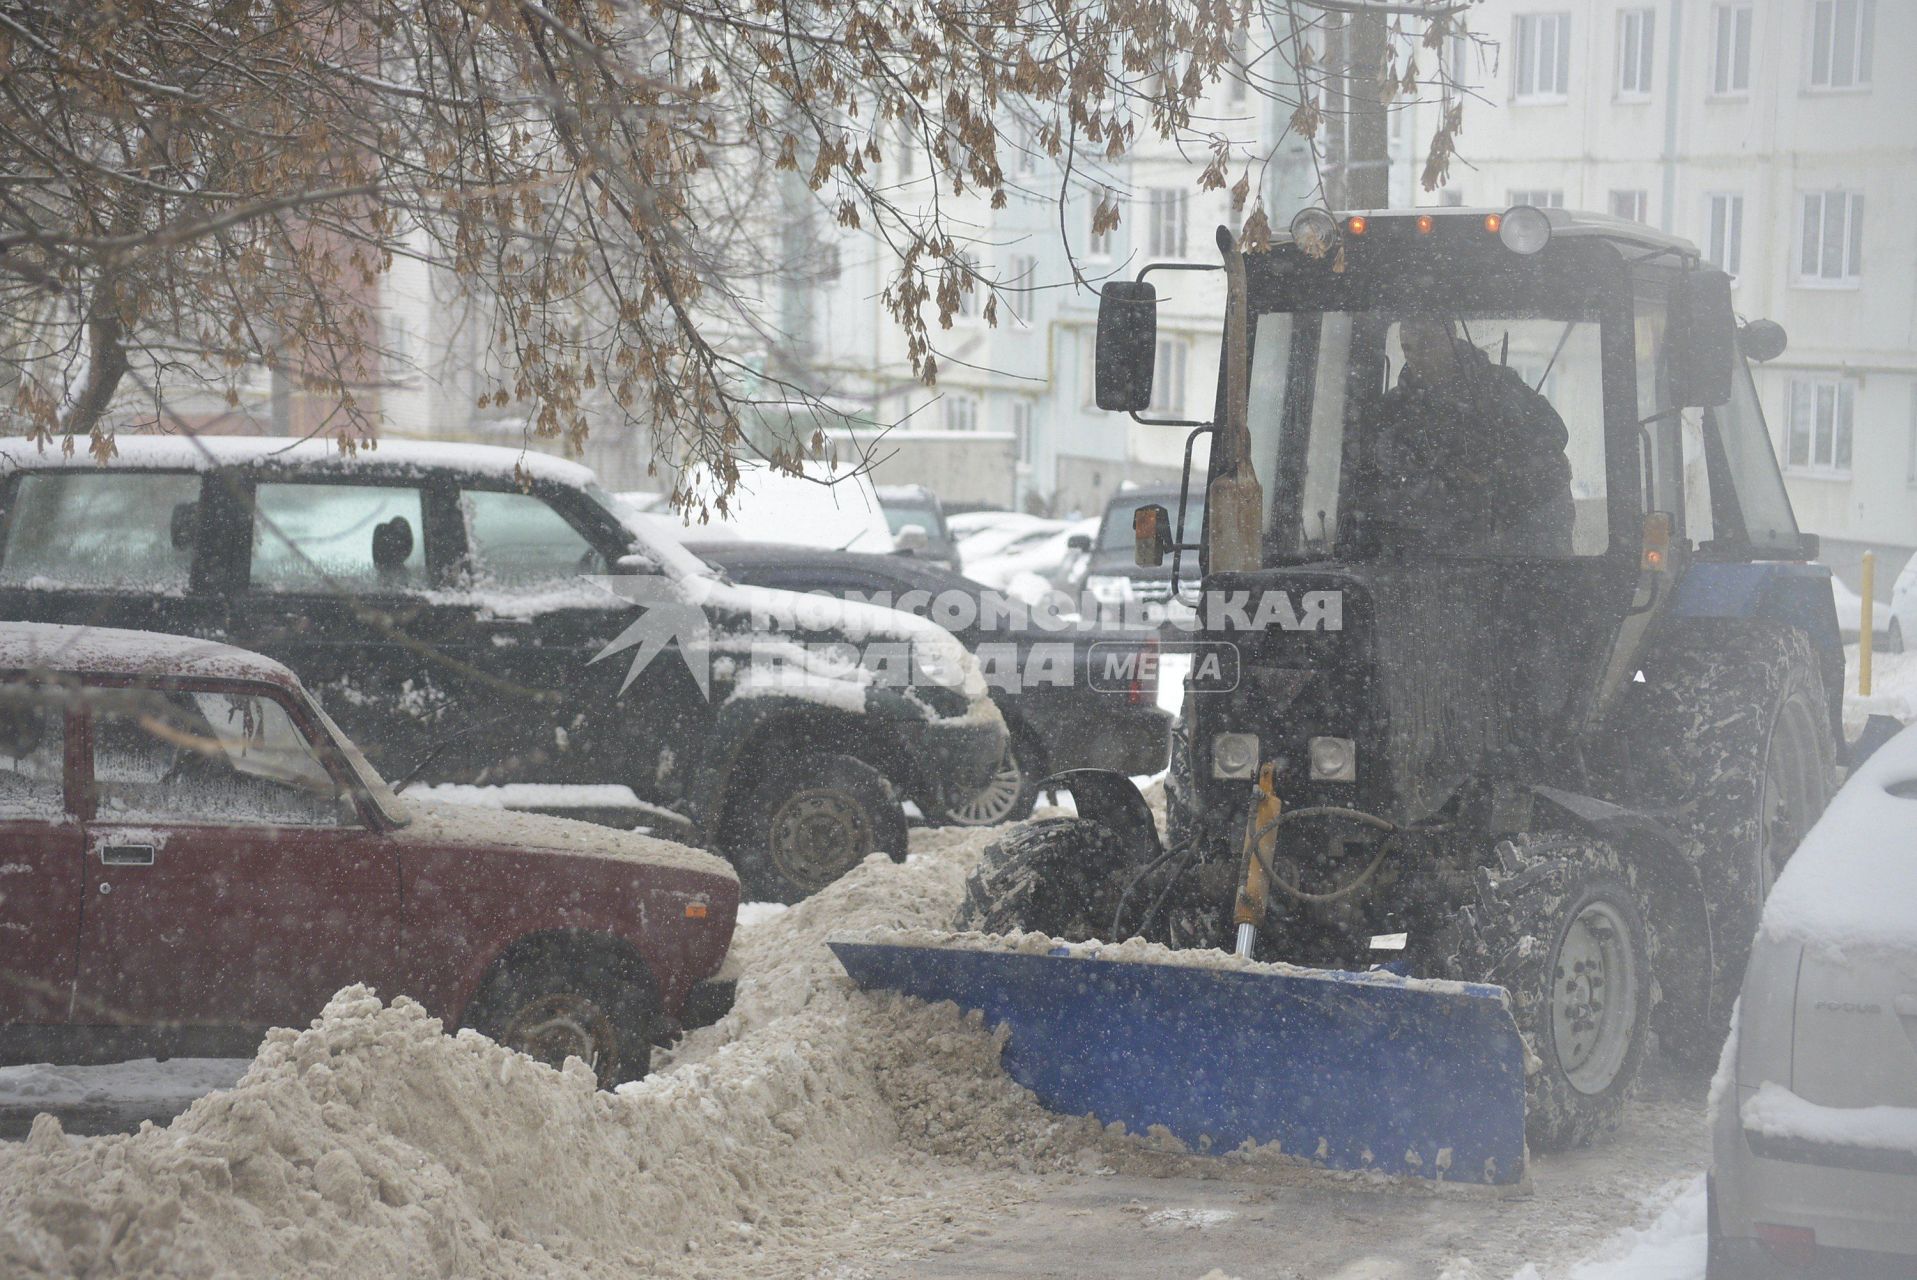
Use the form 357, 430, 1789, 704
1512, 13, 1572, 103
1148, 338, 1189, 416
942, 392, 979, 432
1709, 3, 1753, 97
1784, 378, 1855, 476
1617, 8, 1655, 99
1807, 0, 1874, 91
1508, 189, 1566, 210
1146, 189, 1189, 259
1608, 190, 1649, 223
1705, 192, 1744, 278
1796, 190, 1864, 286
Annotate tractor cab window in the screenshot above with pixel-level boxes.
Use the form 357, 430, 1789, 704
1251, 307, 1611, 562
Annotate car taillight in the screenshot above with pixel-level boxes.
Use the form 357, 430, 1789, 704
1128, 636, 1160, 705
1753, 1222, 1816, 1268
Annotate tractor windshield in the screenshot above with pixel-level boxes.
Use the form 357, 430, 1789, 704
1246, 305, 1615, 563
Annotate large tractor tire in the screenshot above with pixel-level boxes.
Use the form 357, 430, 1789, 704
1621, 621, 1836, 1068
955, 818, 1122, 940
1435, 835, 1652, 1153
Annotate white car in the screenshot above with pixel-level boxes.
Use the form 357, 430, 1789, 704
1708, 723, 1917, 1278
1831, 576, 1894, 644
1889, 553, 1916, 652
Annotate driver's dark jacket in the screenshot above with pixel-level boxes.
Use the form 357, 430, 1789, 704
1361, 344, 1574, 541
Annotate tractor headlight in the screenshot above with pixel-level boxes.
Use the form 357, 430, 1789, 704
1309, 735, 1357, 782
1212, 732, 1259, 780
1498, 204, 1553, 255
1289, 207, 1341, 258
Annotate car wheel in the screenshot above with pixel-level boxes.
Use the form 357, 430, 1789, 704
467, 947, 657, 1089
737, 751, 907, 901
941, 727, 1042, 827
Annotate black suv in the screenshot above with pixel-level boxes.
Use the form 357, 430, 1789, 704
0, 437, 1005, 899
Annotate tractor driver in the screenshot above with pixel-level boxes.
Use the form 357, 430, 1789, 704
1362, 317, 1576, 556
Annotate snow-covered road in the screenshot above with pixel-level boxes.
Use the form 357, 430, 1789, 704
1, 814, 1722, 1279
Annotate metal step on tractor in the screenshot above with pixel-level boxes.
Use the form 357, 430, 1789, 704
833, 205, 1844, 1185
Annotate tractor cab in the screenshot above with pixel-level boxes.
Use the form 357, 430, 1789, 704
1099, 207, 1809, 857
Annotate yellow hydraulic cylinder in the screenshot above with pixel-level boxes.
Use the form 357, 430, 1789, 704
1861, 551, 1874, 697
1234, 764, 1281, 958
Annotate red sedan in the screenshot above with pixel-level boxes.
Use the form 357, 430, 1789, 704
0, 622, 738, 1086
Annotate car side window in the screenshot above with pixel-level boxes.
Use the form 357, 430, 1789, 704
250, 482, 428, 593
90, 688, 350, 827
460, 489, 606, 588
0, 472, 201, 591
0, 687, 66, 820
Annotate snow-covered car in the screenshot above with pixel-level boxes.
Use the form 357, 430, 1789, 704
1830, 574, 1894, 645
0, 622, 739, 1087
1707, 722, 1917, 1277
1889, 552, 1916, 652
876, 484, 962, 572
0, 438, 1005, 902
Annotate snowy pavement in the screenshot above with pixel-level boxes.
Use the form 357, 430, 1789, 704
0, 816, 1719, 1279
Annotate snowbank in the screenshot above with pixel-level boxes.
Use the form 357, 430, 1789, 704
1539, 1174, 1705, 1280
0, 826, 1099, 1278
1758, 720, 1917, 956
1842, 643, 1917, 737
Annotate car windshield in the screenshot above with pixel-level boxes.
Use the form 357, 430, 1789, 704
583, 481, 722, 579
882, 498, 944, 539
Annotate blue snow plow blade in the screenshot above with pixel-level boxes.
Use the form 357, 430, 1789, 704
831, 935, 1529, 1185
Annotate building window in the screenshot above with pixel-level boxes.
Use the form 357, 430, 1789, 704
942, 392, 979, 432
1710, 3, 1752, 96
1149, 338, 1188, 416
1508, 189, 1566, 209
1513, 13, 1571, 101
1785, 378, 1855, 475
1010, 398, 1034, 464
1146, 189, 1189, 259
1010, 115, 1040, 177
1086, 188, 1118, 261
1608, 190, 1649, 222
1226, 25, 1251, 108
1617, 9, 1655, 98
1808, 0, 1873, 89
1798, 191, 1863, 284
1706, 193, 1744, 277
952, 252, 982, 321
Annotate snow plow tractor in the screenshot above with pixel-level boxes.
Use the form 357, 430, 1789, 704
836, 207, 1843, 1184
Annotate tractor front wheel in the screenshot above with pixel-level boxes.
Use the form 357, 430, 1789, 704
1436, 835, 1652, 1153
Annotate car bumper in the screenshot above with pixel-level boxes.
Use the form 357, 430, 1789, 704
1713, 1132, 1917, 1269
1036, 700, 1173, 777
904, 714, 1008, 807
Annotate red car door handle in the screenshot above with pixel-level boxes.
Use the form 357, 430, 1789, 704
98, 844, 155, 867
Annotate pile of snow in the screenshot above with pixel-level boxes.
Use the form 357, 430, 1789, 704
1527, 1174, 1705, 1280
0, 826, 1108, 1278
1843, 642, 1917, 737
1741, 1082, 1917, 1156
1758, 720, 1917, 956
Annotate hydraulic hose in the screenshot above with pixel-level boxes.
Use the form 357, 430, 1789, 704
1245, 805, 1401, 905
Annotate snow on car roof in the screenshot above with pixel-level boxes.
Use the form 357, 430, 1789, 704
0, 621, 298, 687
0, 434, 600, 489
1760, 722, 1917, 957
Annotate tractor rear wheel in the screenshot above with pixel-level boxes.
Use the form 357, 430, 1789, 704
1621, 621, 1836, 1068
1434, 834, 1651, 1152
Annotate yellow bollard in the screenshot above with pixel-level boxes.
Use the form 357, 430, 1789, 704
1860, 551, 1875, 697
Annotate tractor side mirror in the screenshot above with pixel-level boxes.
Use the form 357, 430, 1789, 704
1096, 281, 1158, 413
1738, 319, 1789, 363
1134, 504, 1172, 567
1670, 269, 1736, 407
1067, 533, 1093, 552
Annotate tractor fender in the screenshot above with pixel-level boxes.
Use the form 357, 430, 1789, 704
1530, 784, 1712, 1028
1036, 768, 1164, 864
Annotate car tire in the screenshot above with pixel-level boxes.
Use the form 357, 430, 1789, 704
940, 723, 1043, 827
1620, 621, 1836, 1069
736, 751, 907, 902
1433, 835, 1652, 1153
466, 946, 657, 1089
954, 817, 1121, 939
